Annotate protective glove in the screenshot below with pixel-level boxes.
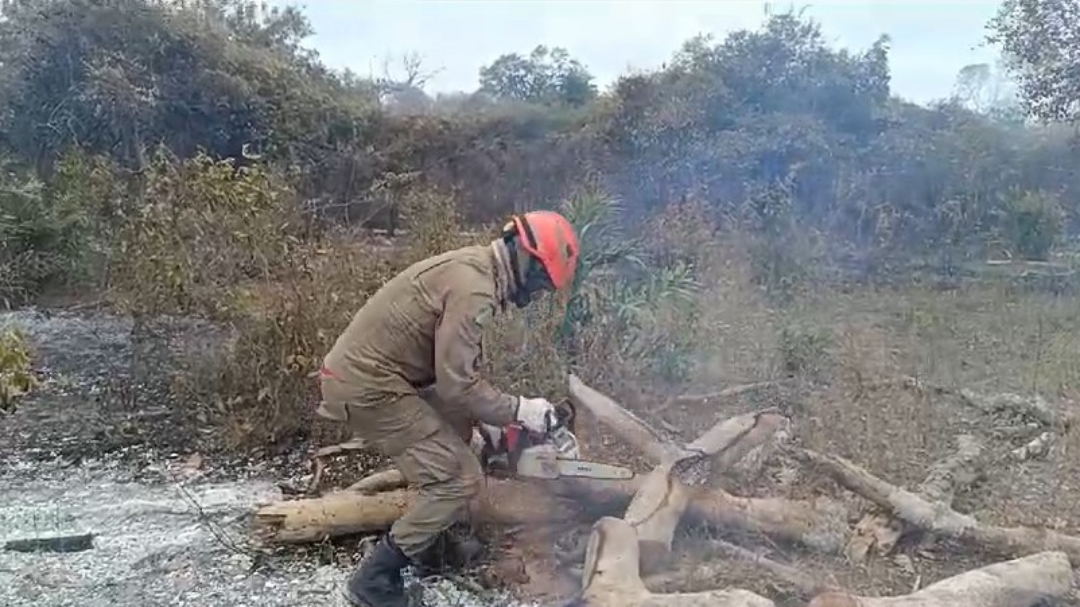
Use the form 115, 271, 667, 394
515, 396, 556, 435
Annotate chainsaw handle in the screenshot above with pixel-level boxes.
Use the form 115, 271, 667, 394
551, 399, 575, 433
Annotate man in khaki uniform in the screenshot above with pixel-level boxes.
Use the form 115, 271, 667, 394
317, 210, 580, 607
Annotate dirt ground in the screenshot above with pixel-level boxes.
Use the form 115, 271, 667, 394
5, 274, 1080, 605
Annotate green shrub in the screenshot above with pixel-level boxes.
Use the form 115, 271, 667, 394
556, 186, 702, 384
777, 321, 832, 379
1001, 190, 1064, 261
0, 328, 37, 414
111, 149, 306, 321
0, 151, 118, 307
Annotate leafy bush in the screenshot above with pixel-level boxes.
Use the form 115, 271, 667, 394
111, 150, 307, 322
556, 186, 702, 384
0, 328, 37, 414
1001, 190, 1064, 261
172, 238, 399, 450
109, 152, 491, 450
0, 152, 117, 307
397, 184, 477, 262
739, 177, 820, 304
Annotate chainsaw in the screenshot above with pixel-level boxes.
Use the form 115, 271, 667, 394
479, 399, 634, 481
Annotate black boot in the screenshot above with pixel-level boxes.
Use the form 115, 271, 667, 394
343, 534, 411, 607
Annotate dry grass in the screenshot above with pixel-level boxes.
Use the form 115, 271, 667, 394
626, 269, 1080, 602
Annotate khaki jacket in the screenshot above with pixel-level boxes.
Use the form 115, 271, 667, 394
319, 242, 518, 430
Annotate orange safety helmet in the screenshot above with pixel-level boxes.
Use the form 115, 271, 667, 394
506, 210, 580, 290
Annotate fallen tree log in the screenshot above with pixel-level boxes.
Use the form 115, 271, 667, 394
567, 375, 847, 554
808, 550, 1072, 607
554, 473, 848, 553
255, 488, 414, 543
571, 374, 781, 606
711, 417, 792, 490
347, 468, 407, 494
846, 434, 984, 562
254, 478, 577, 544
863, 376, 1062, 428
655, 381, 785, 416
255, 462, 847, 548
259, 382, 844, 551
793, 447, 1080, 564
622, 404, 787, 574
305, 436, 370, 493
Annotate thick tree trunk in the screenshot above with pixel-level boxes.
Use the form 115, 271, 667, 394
255, 489, 413, 544
256, 380, 846, 551
567, 374, 847, 553
256, 464, 847, 549
554, 476, 848, 553
254, 478, 576, 544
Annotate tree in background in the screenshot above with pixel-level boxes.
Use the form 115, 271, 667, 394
987, 0, 1080, 123
951, 61, 1025, 125
478, 45, 597, 106
375, 51, 439, 114
0, 0, 369, 176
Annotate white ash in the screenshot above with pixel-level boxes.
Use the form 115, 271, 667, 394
0, 449, 536, 607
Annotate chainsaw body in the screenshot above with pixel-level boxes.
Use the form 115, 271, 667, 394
481, 400, 634, 481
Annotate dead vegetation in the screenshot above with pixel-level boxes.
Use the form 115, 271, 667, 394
253, 371, 1078, 606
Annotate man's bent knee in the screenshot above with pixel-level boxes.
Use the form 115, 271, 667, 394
391, 476, 474, 559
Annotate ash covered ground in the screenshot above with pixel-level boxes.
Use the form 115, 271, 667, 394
0, 308, 532, 607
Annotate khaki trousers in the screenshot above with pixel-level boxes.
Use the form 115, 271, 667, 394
319, 377, 482, 560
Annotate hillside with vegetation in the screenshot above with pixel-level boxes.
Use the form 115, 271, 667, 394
3, 1, 1080, 606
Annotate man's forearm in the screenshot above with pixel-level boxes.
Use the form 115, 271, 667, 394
438, 380, 518, 427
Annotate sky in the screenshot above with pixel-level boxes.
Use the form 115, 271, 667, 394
271, 0, 1006, 106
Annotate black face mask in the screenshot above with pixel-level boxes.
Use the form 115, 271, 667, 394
512, 258, 555, 308
507, 236, 555, 308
